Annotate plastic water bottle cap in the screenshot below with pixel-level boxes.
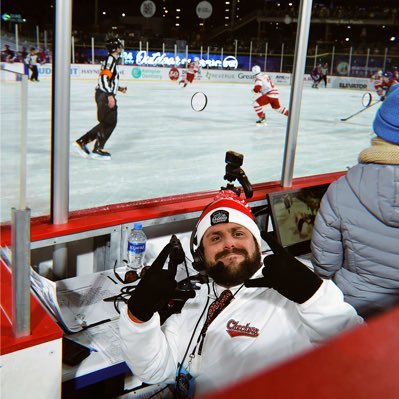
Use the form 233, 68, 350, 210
133, 222, 142, 230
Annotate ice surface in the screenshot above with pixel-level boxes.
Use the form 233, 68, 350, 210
0, 78, 376, 221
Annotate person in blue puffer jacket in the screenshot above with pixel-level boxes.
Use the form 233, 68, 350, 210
311, 83, 399, 319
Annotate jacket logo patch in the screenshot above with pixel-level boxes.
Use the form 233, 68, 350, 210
210, 210, 229, 225
226, 319, 259, 338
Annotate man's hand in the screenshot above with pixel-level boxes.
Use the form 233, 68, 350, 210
127, 235, 195, 322
245, 231, 322, 304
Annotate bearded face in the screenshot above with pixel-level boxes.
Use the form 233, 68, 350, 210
201, 223, 262, 287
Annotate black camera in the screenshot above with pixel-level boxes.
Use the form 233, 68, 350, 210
222, 151, 253, 199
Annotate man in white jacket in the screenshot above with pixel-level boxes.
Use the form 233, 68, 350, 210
119, 190, 363, 398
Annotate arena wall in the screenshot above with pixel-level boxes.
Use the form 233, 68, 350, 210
0, 62, 376, 90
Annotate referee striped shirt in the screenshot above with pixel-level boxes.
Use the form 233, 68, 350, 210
97, 54, 120, 96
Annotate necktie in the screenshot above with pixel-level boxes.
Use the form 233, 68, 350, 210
198, 289, 234, 354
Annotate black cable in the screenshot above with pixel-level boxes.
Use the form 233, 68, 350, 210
147, 385, 169, 399
183, 258, 191, 281
174, 282, 210, 399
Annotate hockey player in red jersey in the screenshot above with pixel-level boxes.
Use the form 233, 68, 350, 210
179, 58, 200, 88
375, 72, 398, 101
251, 65, 289, 125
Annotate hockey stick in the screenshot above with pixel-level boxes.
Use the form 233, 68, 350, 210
340, 99, 381, 122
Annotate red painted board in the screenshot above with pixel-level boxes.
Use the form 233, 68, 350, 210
200, 305, 399, 399
1, 260, 62, 355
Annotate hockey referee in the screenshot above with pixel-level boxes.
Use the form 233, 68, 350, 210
74, 37, 127, 160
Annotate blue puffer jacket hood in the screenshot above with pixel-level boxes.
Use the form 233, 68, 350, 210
345, 163, 399, 228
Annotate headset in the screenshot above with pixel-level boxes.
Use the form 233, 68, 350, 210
189, 208, 208, 273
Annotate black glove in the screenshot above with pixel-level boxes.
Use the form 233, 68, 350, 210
380, 95, 385, 102
128, 235, 196, 321
128, 242, 177, 322
245, 231, 322, 304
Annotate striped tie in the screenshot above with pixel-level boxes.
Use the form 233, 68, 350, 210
198, 290, 234, 354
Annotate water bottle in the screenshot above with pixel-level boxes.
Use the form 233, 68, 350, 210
127, 223, 147, 270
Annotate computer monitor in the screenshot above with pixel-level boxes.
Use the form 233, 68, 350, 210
266, 183, 330, 256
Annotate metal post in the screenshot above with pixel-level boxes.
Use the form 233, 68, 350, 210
71, 36, 75, 63
174, 44, 177, 60
330, 45, 335, 76
139, 41, 142, 51
146, 41, 149, 54
11, 208, 31, 338
264, 42, 268, 71
383, 47, 388, 71
221, 47, 224, 67
365, 48, 370, 77
186, 44, 189, 67
11, 72, 30, 338
348, 46, 352, 76
234, 39, 238, 59
280, 43, 285, 72
162, 42, 165, 53
15, 24, 19, 53
121, 39, 125, 65
207, 46, 210, 68
52, 0, 72, 225
281, 0, 314, 187
314, 44, 318, 68
36, 25, 40, 50
19, 75, 28, 210
249, 41, 253, 70
44, 30, 47, 50
91, 37, 95, 64
200, 45, 203, 60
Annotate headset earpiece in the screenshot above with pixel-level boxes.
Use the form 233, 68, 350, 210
190, 227, 206, 273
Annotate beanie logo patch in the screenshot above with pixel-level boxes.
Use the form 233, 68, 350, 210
210, 210, 229, 225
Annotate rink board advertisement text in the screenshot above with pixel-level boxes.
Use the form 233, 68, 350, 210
0, 62, 376, 90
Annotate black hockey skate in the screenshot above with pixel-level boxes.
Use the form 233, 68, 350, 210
73, 140, 91, 158
91, 147, 111, 160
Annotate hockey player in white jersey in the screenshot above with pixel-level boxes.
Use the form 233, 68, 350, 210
251, 65, 289, 125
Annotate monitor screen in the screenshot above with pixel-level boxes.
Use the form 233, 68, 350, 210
266, 184, 330, 256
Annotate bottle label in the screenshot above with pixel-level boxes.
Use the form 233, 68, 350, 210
128, 242, 146, 253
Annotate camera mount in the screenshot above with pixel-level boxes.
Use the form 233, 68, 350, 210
222, 151, 253, 199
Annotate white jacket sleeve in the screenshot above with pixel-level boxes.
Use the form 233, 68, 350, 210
298, 279, 363, 343
119, 304, 180, 385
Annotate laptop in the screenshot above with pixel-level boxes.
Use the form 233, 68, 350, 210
266, 184, 330, 256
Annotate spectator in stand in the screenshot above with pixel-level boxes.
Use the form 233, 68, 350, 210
2, 44, 15, 62
311, 84, 399, 319
20, 47, 29, 75
392, 66, 399, 83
